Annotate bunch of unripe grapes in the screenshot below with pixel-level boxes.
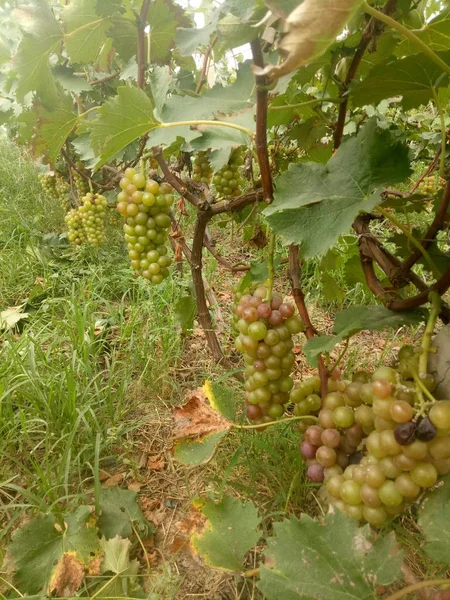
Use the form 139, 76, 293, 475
72, 163, 89, 198
116, 167, 173, 284
300, 351, 450, 527
39, 173, 69, 209
213, 148, 246, 197
65, 208, 86, 246
78, 192, 107, 246
192, 152, 213, 184
234, 285, 305, 424
417, 175, 446, 196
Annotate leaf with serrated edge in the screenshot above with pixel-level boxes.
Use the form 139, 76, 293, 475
174, 431, 228, 466
146, 0, 184, 64
191, 497, 261, 571
9, 507, 99, 595
98, 488, 149, 540
90, 86, 158, 169
418, 476, 450, 564
203, 380, 237, 422
149, 65, 172, 119
62, 0, 111, 64
13, 0, 62, 105
264, 119, 411, 258
258, 512, 403, 600
351, 52, 450, 110
34, 95, 79, 163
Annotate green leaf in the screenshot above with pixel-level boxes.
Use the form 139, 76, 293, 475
204, 380, 237, 422
149, 65, 173, 119
52, 65, 91, 93
320, 272, 345, 306
239, 260, 269, 292
62, 0, 111, 63
265, 119, 411, 258
289, 117, 328, 152
258, 511, 403, 600
397, 13, 450, 54
190, 125, 250, 170
343, 254, 368, 288
351, 52, 450, 110
98, 487, 150, 540
418, 476, 450, 564
108, 14, 136, 62
13, 0, 62, 105
303, 305, 426, 366
71, 133, 97, 169
174, 290, 196, 333
162, 61, 254, 123
10, 507, 99, 594
175, 21, 216, 56
90, 86, 158, 169
174, 430, 228, 466
33, 94, 79, 164
101, 536, 139, 576
147, 0, 186, 64
192, 497, 261, 571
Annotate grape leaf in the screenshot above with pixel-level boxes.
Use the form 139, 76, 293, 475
397, 13, 450, 54
101, 536, 139, 576
203, 380, 237, 422
175, 21, 217, 56
258, 511, 403, 600
303, 305, 427, 366
98, 488, 150, 540
190, 126, 250, 171
149, 65, 173, 119
90, 86, 158, 169
174, 431, 228, 466
351, 52, 450, 110
9, 507, 99, 594
264, 119, 411, 258
52, 65, 91, 93
71, 133, 97, 168
108, 14, 136, 62
33, 94, 79, 164
13, 0, 62, 105
62, 0, 111, 64
161, 61, 255, 123
191, 496, 261, 571
418, 476, 450, 564
146, 0, 187, 64
174, 290, 196, 333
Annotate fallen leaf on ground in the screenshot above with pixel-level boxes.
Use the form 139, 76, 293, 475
147, 454, 165, 470
172, 388, 233, 440
48, 551, 84, 596
103, 473, 124, 487
128, 480, 142, 493
140, 498, 165, 526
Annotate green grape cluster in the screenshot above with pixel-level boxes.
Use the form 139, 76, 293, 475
300, 352, 450, 527
72, 163, 89, 198
234, 285, 305, 424
417, 175, 445, 196
192, 152, 213, 184
65, 208, 86, 246
38, 173, 69, 209
116, 167, 173, 284
78, 192, 107, 245
212, 148, 245, 197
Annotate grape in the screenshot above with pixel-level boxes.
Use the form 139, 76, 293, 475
305, 426, 324, 446
318, 408, 335, 429
372, 379, 392, 399
307, 463, 325, 483
326, 475, 344, 498
340, 480, 361, 505
300, 441, 318, 459
410, 462, 438, 488
324, 392, 345, 410
39, 172, 70, 210
378, 481, 403, 507
79, 192, 107, 245
332, 406, 355, 428
364, 464, 385, 488
416, 417, 437, 442
389, 400, 413, 424
417, 174, 445, 196
372, 367, 397, 384
65, 208, 86, 246
192, 151, 214, 184
379, 430, 402, 455
344, 382, 363, 407
395, 474, 420, 499
316, 446, 337, 467
398, 345, 415, 361
363, 506, 388, 526
321, 428, 341, 448
429, 401, 450, 430
379, 457, 401, 479
213, 148, 246, 197
402, 439, 428, 460
360, 484, 382, 507
393, 422, 417, 446
429, 436, 450, 459
117, 169, 172, 284
394, 453, 417, 472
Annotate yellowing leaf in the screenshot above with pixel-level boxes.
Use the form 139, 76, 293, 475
0, 305, 29, 330
49, 552, 84, 597
258, 0, 364, 80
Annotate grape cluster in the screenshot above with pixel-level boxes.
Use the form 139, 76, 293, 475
65, 208, 86, 246
192, 152, 213, 184
234, 285, 305, 424
212, 148, 246, 197
72, 163, 89, 198
38, 173, 69, 209
417, 175, 446, 196
116, 167, 173, 284
78, 192, 107, 246
300, 355, 450, 526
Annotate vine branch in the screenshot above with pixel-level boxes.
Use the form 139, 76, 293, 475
195, 35, 218, 94
137, 0, 151, 90
288, 244, 328, 398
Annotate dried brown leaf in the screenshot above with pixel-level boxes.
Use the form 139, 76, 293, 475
172, 388, 232, 440
147, 453, 165, 470
103, 473, 124, 487
48, 551, 84, 596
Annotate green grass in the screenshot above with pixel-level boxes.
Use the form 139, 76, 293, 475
0, 136, 184, 536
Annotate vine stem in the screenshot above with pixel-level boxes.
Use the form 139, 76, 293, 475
432, 87, 447, 178
77, 105, 99, 119
158, 120, 253, 137
329, 338, 350, 375
233, 415, 318, 430
363, 2, 450, 76
376, 205, 440, 278
270, 97, 343, 111
419, 291, 441, 377
384, 579, 450, 600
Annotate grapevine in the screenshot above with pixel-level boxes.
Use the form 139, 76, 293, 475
212, 148, 246, 197
192, 151, 213, 184
38, 172, 69, 210
417, 175, 446, 196
116, 167, 173, 284
79, 192, 107, 246
65, 207, 86, 246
